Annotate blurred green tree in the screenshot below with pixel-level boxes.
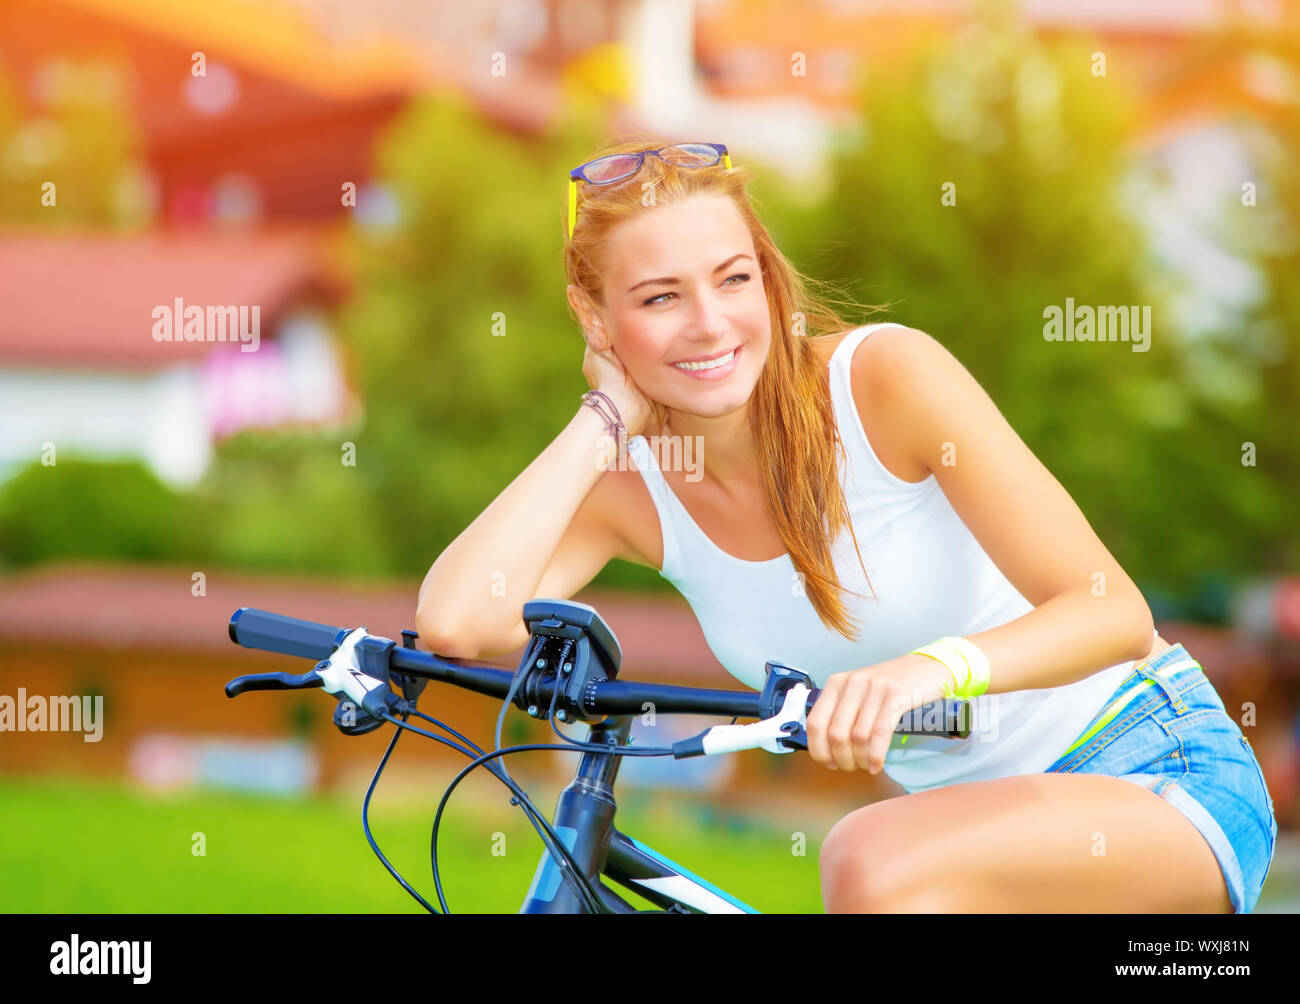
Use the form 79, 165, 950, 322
1219, 8, 1300, 578
761, 1, 1298, 605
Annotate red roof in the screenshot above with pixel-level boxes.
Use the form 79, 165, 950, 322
0, 226, 345, 370
0, 562, 729, 684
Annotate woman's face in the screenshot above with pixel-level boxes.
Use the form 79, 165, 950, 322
576, 193, 771, 420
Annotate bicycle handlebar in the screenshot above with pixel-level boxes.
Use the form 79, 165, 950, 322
227, 607, 972, 740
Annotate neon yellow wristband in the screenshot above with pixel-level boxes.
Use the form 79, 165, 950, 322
910, 637, 991, 699
937, 635, 991, 698
909, 641, 968, 698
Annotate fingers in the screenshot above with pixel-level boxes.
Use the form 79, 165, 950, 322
829, 675, 882, 772
582, 343, 620, 391
806, 672, 905, 774
803, 677, 836, 767
868, 689, 911, 773
807, 675, 864, 770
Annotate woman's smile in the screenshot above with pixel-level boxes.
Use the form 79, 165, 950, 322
670, 344, 742, 380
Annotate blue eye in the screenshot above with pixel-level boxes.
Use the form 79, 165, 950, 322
642, 273, 750, 307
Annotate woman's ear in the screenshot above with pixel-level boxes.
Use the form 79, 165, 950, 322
567, 284, 610, 352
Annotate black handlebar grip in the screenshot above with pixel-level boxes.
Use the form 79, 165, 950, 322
805, 686, 969, 739
228, 608, 348, 660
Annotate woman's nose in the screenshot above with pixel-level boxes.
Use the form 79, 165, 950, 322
689, 289, 728, 337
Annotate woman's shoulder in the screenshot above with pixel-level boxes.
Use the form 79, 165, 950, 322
807, 322, 910, 370
836, 323, 935, 485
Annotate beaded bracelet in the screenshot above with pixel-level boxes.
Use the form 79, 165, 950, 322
580, 395, 618, 437
580, 390, 626, 443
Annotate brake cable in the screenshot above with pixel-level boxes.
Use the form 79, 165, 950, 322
421, 738, 679, 914
381, 712, 620, 914
408, 708, 485, 757
362, 715, 441, 913
313, 626, 609, 914
346, 631, 680, 914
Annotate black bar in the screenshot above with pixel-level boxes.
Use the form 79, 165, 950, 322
229, 608, 967, 736
228, 607, 348, 659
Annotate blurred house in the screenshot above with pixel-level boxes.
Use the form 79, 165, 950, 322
0, 227, 352, 487
692, 0, 1295, 329
3, 0, 1292, 227
0, 0, 424, 489
0, 0, 595, 490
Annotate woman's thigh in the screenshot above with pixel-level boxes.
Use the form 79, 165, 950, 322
819, 770, 1232, 913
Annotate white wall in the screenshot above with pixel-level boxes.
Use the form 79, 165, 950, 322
0, 309, 350, 489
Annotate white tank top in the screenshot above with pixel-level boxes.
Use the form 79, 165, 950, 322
625, 322, 1144, 793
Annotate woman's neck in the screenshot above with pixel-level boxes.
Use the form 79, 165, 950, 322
656, 406, 761, 500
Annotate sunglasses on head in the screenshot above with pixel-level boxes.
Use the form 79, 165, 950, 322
566, 142, 733, 239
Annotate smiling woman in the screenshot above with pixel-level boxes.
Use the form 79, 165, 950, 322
557, 138, 881, 643
413, 136, 1277, 915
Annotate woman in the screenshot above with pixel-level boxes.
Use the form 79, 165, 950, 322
416, 140, 1277, 913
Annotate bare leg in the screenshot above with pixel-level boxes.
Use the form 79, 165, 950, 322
819, 772, 1233, 913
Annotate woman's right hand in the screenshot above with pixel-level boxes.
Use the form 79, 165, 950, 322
582, 340, 655, 439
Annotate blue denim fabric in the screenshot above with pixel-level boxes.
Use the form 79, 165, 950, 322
1043, 643, 1278, 913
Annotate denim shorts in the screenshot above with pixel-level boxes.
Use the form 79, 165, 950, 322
1043, 643, 1278, 913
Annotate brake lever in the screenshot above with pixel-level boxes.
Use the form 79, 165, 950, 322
672, 684, 811, 758
225, 671, 324, 698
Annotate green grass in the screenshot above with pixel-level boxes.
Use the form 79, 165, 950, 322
0, 774, 825, 913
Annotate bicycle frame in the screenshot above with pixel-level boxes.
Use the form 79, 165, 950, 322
518, 714, 758, 914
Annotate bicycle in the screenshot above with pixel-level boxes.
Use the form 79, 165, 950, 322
225, 598, 970, 913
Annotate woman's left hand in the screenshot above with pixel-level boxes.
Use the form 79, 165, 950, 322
804, 654, 955, 773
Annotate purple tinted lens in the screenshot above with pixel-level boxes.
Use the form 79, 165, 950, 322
661, 144, 719, 165
584, 155, 641, 183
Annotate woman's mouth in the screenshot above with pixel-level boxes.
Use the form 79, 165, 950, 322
670, 345, 741, 380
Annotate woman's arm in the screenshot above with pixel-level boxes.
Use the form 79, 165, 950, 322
855, 325, 1155, 693
415, 404, 624, 659
805, 326, 1157, 774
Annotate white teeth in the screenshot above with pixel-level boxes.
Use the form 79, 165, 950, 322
673, 348, 736, 372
